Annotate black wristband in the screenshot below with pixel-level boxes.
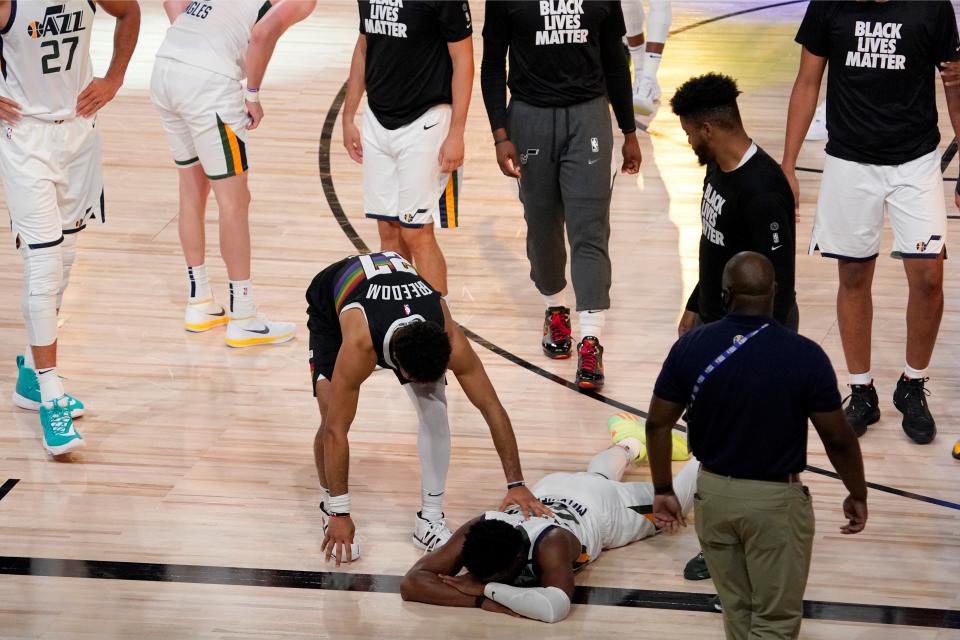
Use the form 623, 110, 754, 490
494, 137, 510, 146
329, 512, 350, 517
475, 595, 485, 608
654, 484, 675, 496
507, 480, 525, 489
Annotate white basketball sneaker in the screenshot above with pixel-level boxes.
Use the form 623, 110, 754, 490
319, 501, 361, 562
184, 298, 228, 333
225, 314, 295, 348
633, 77, 662, 116
805, 101, 828, 141
412, 511, 453, 552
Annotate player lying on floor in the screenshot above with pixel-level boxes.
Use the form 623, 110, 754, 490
400, 420, 695, 623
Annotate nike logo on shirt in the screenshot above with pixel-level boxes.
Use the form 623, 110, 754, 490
423, 122, 439, 130
771, 245, 783, 251
588, 158, 600, 165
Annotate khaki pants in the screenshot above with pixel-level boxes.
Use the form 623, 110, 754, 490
694, 470, 815, 640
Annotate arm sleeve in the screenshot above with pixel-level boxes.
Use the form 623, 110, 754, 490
600, 3, 635, 134
933, 1, 960, 68
794, 2, 828, 56
653, 338, 692, 404
480, 0, 510, 132
806, 344, 843, 413
742, 192, 796, 323
483, 583, 571, 623
685, 283, 700, 314
434, 0, 473, 42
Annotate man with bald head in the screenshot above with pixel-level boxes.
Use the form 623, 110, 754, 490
644, 252, 868, 639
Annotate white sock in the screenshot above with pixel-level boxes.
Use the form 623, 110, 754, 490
24, 346, 35, 369
542, 290, 568, 309
641, 51, 662, 82
628, 44, 645, 81
579, 309, 606, 340
228, 279, 256, 318
849, 372, 873, 386
37, 367, 64, 403
187, 264, 212, 302
421, 489, 444, 522
587, 446, 631, 480
903, 363, 927, 380
616, 437, 644, 462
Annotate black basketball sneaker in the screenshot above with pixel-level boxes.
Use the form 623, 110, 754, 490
575, 336, 604, 390
684, 551, 711, 580
893, 375, 936, 444
542, 306, 573, 359
843, 382, 880, 437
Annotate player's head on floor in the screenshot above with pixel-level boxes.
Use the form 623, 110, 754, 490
462, 519, 528, 583
391, 320, 451, 383
670, 72, 744, 165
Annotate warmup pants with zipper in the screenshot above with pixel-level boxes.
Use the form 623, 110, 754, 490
507, 96, 614, 312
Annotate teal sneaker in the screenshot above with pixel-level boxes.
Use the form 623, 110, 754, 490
39, 396, 84, 455
13, 356, 84, 418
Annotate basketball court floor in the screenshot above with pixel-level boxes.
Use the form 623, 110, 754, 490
0, 1, 958, 638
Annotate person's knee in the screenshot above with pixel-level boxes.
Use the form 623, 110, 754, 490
378, 220, 403, 246
212, 175, 251, 216
907, 263, 944, 297
837, 261, 875, 290
22, 245, 63, 345
400, 225, 440, 254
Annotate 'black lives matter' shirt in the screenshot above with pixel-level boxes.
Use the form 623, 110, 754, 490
359, 0, 472, 130
480, 0, 634, 133
796, 0, 960, 165
687, 145, 797, 325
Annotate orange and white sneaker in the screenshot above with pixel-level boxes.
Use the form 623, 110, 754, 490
225, 314, 295, 348
184, 299, 228, 333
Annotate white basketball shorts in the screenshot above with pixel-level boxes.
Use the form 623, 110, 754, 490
362, 104, 462, 229
150, 57, 249, 180
810, 150, 947, 260
0, 116, 103, 250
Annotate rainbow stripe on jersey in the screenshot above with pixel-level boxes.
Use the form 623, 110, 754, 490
334, 253, 392, 313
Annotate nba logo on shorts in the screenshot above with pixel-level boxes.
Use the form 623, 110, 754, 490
403, 304, 411, 315
590, 137, 599, 153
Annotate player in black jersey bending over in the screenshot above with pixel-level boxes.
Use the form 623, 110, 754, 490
307, 252, 549, 564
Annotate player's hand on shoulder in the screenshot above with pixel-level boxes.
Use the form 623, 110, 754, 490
342, 119, 363, 164
438, 133, 464, 173
438, 572, 486, 597
652, 493, 686, 533
76, 77, 121, 118
621, 132, 642, 174
322, 514, 356, 566
246, 100, 264, 131
501, 486, 553, 519
0, 95, 22, 124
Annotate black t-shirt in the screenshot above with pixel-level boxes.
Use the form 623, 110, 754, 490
654, 315, 842, 480
360, 0, 473, 130
686, 145, 796, 324
480, 0, 634, 133
795, 0, 960, 165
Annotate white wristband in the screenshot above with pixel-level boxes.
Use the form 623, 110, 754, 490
328, 493, 350, 514
245, 88, 260, 103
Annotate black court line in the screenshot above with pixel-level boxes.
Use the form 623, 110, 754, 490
2, 557, 957, 629
318, 79, 960, 513
0, 478, 19, 502
668, 0, 807, 36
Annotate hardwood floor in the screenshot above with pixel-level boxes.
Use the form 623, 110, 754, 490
0, 1, 957, 638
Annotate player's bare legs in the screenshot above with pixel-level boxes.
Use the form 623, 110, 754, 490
208, 173, 252, 281
313, 379, 332, 489
377, 219, 412, 262
401, 224, 448, 297
177, 165, 211, 268
837, 259, 876, 376
902, 253, 944, 373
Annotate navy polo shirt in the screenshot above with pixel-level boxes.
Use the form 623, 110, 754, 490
654, 314, 842, 480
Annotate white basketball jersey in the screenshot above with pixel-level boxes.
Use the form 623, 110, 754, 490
156, 0, 273, 81
0, 0, 95, 121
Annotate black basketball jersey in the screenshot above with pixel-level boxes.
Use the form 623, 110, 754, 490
332, 251, 444, 372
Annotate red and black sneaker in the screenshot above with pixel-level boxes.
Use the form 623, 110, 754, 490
575, 336, 604, 390
542, 306, 573, 359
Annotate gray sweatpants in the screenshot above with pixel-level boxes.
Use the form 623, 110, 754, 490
508, 97, 614, 311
